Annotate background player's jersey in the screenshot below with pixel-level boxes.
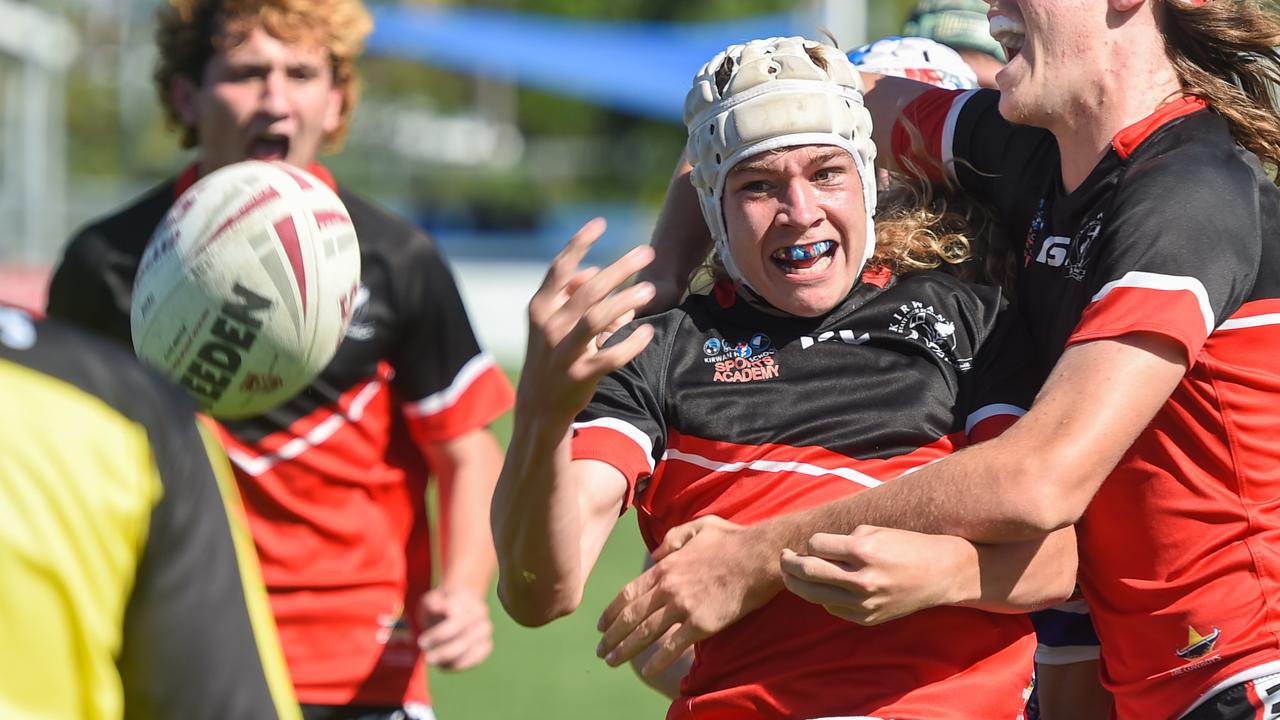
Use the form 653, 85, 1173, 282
47, 164, 514, 706
0, 307, 297, 720
573, 273, 1039, 720
897, 87, 1280, 719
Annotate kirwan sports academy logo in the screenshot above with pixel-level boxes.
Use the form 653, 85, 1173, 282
703, 333, 780, 383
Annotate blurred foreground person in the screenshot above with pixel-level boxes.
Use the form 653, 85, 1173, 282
47, 0, 514, 717
493, 37, 1075, 719
0, 305, 299, 720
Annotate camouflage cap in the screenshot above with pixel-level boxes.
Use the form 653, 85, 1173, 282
902, 0, 1005, 62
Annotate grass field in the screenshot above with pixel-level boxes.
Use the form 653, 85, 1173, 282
426, 373, 672, 719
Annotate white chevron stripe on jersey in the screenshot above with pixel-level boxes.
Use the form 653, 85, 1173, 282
965, 403, 1027, 436
228, 377, 385, 476
663, 449, 882, 489
571, 417, 656, 472
1090, 271, 1214, 336
942, 89, 981, 185
1218, 312, 1280, 331
404, 352, 498, 418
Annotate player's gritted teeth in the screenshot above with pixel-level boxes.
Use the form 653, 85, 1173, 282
989, 13, 1025, 61
771, 239, 836, 274
249, 135, 290, 161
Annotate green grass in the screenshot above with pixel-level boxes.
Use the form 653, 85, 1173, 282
428, 525, 668, 719
426, 368, 670, 719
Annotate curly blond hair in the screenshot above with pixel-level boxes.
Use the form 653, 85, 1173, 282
868, 173, 1012, 289
153, 0, 373, 151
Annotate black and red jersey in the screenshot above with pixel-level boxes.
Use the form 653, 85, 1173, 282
573, 272, 1039, 720
47, 164, 514, 707
897, 88, 1280, 719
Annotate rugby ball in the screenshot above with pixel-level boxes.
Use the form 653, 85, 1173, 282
131, 160, 361, 419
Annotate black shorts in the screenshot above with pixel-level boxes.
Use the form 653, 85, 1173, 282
1183, 673, 1280, 720
300, 704, 435, 720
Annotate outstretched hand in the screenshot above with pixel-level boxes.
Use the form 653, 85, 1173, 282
519, 218, 657, 428
595, 515, 782, 678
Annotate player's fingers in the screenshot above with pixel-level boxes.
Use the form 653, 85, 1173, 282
637, 624, 685, 679
641, 622, 703, 678
595, 307, 637, 349
781, 568, 869, 619
425, 619, 492, 668
597, 568, 659, 632
652, 515, 723, 561
536, 218, 606, 299
804, 531, 870, 564
778, 548, 855, 587
563, 266, 601, 299
570, 282, 655, 345
588, 322, 654, 370
602, 603, 684, 667
436, 633, 494, 672
418, 613, 468, 651
557, 245, 655, 321
541, 250, 651, 352
597, 587, 667, 661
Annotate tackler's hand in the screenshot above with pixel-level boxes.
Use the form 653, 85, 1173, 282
596, 516, 780, 679
780, 526, 968, 626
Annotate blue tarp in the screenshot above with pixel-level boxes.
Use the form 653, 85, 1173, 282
366, 6, 799, 122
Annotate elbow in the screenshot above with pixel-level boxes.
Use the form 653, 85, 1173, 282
1000, 452, 1090, 537
496, 573, 583, 628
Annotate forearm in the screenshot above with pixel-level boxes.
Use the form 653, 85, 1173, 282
637, 152, 710, 314
761, 441, 1052, 551
491, 417, 591, 625
952, 527, 1078, 613
434, 430, 503, 599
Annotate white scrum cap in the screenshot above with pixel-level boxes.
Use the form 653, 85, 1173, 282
683, 36, 878, 290
847, 36, 978, 91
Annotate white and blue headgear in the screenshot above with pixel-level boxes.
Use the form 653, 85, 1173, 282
847, 36, 979, 90
683, 37, 878, 294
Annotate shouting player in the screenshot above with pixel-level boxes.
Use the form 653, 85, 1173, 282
47, 0, 514, 717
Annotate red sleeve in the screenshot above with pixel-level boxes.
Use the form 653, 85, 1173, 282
965, 404, 1026, 444
570, 419, 654, 513
892, 88, 968, 184
402, 353, 514, 443
1067, 272, 1213, 366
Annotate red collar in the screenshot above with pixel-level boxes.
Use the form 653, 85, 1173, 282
174, 161, 338, 197
1111, 96, 1207, 159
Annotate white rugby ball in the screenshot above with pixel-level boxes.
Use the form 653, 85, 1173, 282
131, 160, 361, 419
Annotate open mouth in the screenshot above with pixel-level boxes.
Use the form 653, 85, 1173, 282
771, 239, 836, 275
248, 134, 290, 161
989, 15, 1025, 61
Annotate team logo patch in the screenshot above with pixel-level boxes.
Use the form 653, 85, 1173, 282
1066, 212, 1104, 281
889, 302, 971, 370
1177, 625, 1222, 661
375, 603, 420, 667
703, 332, 780, 382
